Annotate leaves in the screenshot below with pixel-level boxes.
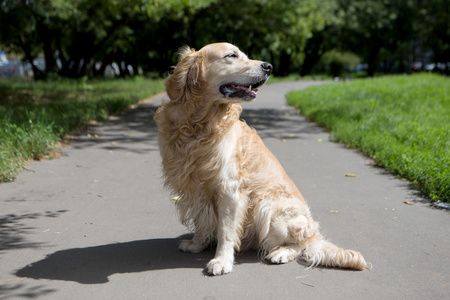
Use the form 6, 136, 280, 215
171, 195, 182, 201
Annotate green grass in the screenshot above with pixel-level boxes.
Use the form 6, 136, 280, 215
287, 73, 450, 203
0, 77, 165, 182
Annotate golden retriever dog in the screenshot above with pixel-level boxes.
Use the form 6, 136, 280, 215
154, 42, 366, 275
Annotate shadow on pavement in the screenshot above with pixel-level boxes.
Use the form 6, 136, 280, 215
65, 103, 326, 155
0, 283, 56, 299
66, 104, 160, 154
15, 235, 260, 284
241, 107, 325, 140
0, 210, 68, 252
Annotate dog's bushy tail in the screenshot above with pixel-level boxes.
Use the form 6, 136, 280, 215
301, 233, 366, 270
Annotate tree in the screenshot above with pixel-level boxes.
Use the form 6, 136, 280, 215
1, 0, 446, 79
0, 0, 48, 78
0, 0, 221, 79
189, 0, 337, 75
416, 0, 450, 74
0, 0, 156, 79
300, 24, 343, 76
44, 0, 149, 78
338, 0, 416, 77
299, 0, 426, 77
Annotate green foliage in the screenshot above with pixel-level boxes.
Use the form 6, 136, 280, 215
416, 0, 450, 63
337, 0, 417, 76
0, 77, 164, 182
0, 0, 340, 78
287, 74, 450, 202
192, 0, 337, 75
318, 50, 361, 77
0, 0, 448, 78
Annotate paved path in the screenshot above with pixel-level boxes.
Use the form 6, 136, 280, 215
1, 81, 448, 299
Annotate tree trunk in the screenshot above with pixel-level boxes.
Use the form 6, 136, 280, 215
300, 34, 325, 76
18, 36, 45, 80
366, 46, 380, 77
277, 51, 292, 76
36, 20, 58, 76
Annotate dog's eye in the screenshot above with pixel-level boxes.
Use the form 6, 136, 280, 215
225, 53, 238, 58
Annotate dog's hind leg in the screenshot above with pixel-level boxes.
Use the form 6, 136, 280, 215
259, 199, 318, 264
266, 244, 302, 264
178, 234, 208, 253
262, 200, 366, 270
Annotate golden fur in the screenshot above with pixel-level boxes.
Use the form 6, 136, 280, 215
154, 43, 366, 275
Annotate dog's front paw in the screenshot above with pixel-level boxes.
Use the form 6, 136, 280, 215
266, 247, 298, 264
178, 239, 205, 253
206, 258, 233, 276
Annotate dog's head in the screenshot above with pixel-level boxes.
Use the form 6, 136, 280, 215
165, 43, 272, 104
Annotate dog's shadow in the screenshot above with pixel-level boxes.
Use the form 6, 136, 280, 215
15, 235, 261, 284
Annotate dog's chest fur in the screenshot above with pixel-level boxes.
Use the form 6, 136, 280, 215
157, 104, 243, 202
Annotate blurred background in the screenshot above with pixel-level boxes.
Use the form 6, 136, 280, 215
0, 0, 449, 80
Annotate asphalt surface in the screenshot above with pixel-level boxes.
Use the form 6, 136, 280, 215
1, 81, 449, 299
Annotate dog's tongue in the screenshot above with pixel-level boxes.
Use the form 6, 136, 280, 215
235, 85, 259, 96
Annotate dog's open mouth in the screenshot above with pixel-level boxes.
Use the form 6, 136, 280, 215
219, 77, 268, 101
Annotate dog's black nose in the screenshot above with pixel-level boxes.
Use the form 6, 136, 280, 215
261, 62, 273, 74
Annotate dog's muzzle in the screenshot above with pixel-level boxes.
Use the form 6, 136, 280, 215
220, 62, 272, 101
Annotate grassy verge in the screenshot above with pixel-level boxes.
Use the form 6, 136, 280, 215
0, 77, 165, 182
287, 73, 450, 203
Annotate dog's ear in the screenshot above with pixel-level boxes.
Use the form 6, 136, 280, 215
165, 47, 206, 102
